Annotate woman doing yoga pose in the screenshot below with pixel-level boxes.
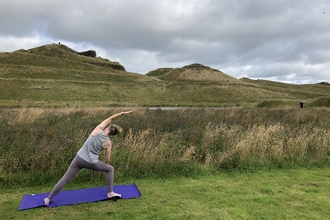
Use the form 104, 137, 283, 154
44, 110, 134, 205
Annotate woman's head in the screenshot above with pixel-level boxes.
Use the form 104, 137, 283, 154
106, 124, 123, 136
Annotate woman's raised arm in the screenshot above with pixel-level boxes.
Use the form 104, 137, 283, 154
97, 110, 134, 130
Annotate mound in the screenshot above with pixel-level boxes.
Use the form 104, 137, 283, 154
316, 82, 330, 86
11, 43, 126, 71
239, 77, 255, 83
309, 97, 330, 107
147, 63, 242, 83
146, 68, 173, 77
257, 100, 297, 108
26, 43, 79, 58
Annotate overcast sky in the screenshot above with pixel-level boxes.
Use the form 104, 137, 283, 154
1, 0, 329, 84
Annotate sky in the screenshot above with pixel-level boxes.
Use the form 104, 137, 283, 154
0, 0, 329, 84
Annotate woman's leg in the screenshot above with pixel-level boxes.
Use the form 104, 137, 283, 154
44, 155, 82, 204
83, 161, 120, 197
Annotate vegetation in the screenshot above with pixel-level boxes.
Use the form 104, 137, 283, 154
146, 63, 240, 83
1, 44, 330, 108
2, 169, 330, 219
1, 107, 329, 186
1, 44, 330, 219
309, 97, 330, 107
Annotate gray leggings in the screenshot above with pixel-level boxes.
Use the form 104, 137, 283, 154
47, 155, 114, 200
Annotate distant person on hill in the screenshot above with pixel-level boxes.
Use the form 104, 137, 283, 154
44, 110, 134, 205
300, 101, 304, 109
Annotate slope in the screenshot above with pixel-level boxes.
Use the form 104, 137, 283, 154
147, 63, 243, 84
1, 44, 330, 108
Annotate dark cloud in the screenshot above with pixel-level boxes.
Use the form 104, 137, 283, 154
0, 0, 329, 83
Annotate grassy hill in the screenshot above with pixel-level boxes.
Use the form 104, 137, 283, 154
146, 63, 242, 84
240, 78, 330, 108
0, 44, 329, 108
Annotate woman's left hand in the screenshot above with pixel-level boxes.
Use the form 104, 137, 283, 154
122, 110, 134, 115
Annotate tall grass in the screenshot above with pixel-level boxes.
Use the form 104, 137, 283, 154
0, 107, 329, 186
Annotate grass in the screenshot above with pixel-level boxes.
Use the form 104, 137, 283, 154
150, 63, 241, 83
1, 43, 330, 218
0, 107, 329, 219
1, 43, 330, 108
1, 168, 330, 219
310, 97, 330, 107
1, 107, 330, 186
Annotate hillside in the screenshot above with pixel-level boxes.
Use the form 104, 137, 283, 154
239, 78, 330, 107
147, 63, 243, 84
0, 44, 154, 83
12, 43, 126, 71
0, 44, 330, 108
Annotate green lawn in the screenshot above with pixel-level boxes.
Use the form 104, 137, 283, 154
1, 168, 330, 220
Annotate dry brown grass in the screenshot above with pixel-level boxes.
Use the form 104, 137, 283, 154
1, 107, 330, 184
202, 123, 330, 168
2, 107, 138, 121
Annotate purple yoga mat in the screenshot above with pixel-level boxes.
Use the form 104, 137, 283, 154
18, 183, 141, 210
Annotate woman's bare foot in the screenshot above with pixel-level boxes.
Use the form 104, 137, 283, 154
107, 191, 121, 198
44, 198, 50, 205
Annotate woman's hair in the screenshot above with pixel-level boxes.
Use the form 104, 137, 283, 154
107, 124, 123, 135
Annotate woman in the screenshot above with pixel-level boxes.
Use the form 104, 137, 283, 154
44, 110, 134, 205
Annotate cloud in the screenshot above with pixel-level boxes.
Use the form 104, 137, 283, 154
0, 33, 47, 52
0, 0, 329, 83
